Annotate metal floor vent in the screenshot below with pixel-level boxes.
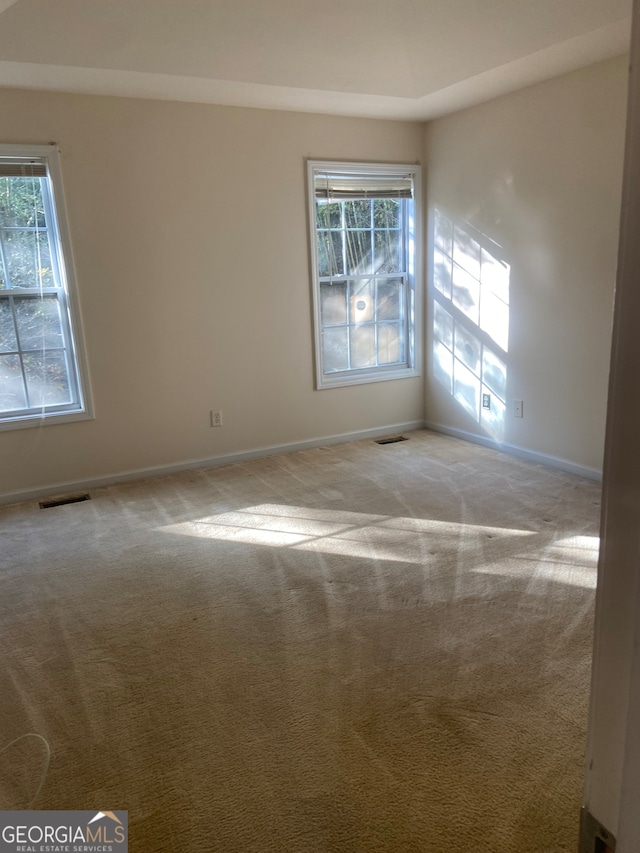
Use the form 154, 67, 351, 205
39, 493, 91, 510
375, 435, 408, 445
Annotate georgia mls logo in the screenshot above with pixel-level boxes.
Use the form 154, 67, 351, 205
88, 811, 122, 827
0, 809, 128, 852
86, 811, 126, 841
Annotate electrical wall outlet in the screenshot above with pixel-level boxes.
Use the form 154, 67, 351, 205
482, 393, 491, 409
210, 410, 223, 427
514, 399, 524, 418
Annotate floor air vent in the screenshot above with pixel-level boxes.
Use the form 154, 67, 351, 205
39, 494, 91, 510
375, 436, 408, 445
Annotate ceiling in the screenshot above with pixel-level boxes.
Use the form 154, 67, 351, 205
0, 0, 632, 120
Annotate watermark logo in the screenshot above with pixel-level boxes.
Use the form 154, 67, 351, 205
0, 810, 128, 852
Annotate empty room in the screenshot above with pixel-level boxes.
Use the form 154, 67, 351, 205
0, 1, 638, 851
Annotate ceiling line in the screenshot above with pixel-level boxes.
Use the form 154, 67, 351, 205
0, 18, 631, 122
0, 0, 21, 14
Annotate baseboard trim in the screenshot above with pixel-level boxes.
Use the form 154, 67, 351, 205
2, 419, 602, 506
579, 806, 616, 852
0, 420, 426, 507
425, 421, 603, 482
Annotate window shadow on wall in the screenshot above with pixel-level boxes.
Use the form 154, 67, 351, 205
431, 209, 510, 441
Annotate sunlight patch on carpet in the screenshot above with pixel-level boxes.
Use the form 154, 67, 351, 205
159, 503, 537, 565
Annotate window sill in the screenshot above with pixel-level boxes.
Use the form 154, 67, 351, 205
316, 364, 421, 390
0, 407, 93, 432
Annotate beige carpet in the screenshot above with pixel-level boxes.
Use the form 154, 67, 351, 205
0, 429, 600, 852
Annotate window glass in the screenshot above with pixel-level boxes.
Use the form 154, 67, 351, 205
0, 145, 91, 428
308, 161, 421, 389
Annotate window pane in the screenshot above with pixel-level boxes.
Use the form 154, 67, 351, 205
310, 162, 419, 389
0, 354, 26, 411
23, 351, 71, 406
316, 201, 340, 229
320, 282, 347, 326
377, 279, 401, 320
0, 300, 17, 351
374, 199, 400, 229
3, 229, 54, 289
350, 325, 376, 368
0, 177, 46, 228
345, 200, 370, 229
322, 327, 348, 373
0, 147, 90, 426
377, 323, 402, 365
374, 230, 401, 273
350, 280, 374, 324
345, 230, 372, 274
317, 231, 343, 277
15, 296, 64, 349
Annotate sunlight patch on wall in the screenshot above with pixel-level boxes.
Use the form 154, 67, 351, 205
432, 209, 510, 440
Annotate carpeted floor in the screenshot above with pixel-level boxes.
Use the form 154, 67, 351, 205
0, 429, 600, 852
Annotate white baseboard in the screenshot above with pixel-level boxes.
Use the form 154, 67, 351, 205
425, 420, 603, 482
1, 420, 426, 507
2, 418, 602, 507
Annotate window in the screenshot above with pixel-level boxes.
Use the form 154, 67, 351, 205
0, 144, 91, 429
307, 160, 422, 389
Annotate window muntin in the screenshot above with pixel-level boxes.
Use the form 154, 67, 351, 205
0, 145, 90, 428
308, 161, 421, 389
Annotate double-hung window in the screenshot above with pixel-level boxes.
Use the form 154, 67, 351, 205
0, 144, 91, 429
308, 160, 422, 389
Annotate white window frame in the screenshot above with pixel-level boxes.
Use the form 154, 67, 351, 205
307, 159, 422, 390
0, 143, 92, 431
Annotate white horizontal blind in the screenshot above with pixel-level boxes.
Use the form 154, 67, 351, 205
0, 160, 47, 178
314, 172, 413, 200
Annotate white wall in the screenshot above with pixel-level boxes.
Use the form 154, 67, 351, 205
0, 89, 424, 501
424, 56, 628, 475
585, 9, 640, 848
0, 58, 629, 501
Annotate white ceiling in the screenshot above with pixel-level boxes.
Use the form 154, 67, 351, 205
0, 0, 632, 120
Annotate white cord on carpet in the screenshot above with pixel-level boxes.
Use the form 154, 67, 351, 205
0, 733, 51, 808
